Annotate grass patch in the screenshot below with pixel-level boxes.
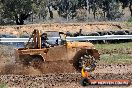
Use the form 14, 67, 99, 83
98, 54, 132, 64
95, 42, 132, 51
0, 84, 7, 88
124, 21, 132, 27
127, 17, 132, 22
95, 42, 132, 64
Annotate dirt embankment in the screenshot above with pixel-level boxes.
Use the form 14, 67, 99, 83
0, 22, 126, 36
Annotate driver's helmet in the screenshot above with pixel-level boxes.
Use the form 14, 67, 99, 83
41, 33, 48, 40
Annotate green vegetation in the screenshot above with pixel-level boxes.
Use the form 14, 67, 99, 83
124, 21, 132, 27
99, 54, 132, 64
95, 42, 132, 51
0, 0, 132, 24
0, 84, 7, 88
95, 42, 132, 64
127, 17, 132, 22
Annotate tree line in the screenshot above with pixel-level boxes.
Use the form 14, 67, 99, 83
0, 0, 132, 25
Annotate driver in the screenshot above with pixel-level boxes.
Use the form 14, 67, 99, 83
59, 32, 67, 45
41, 33, 50, 48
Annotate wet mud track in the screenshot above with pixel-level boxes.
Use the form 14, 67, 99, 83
0, 73, 132, 88
0, 41, 131, 87
0, 64, 132, 88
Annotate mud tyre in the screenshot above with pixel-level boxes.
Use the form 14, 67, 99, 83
79, 54, 96, 72
74, 50, 97, 72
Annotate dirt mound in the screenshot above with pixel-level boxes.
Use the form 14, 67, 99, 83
0, 22, 125, 37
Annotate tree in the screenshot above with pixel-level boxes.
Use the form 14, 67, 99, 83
0, 0, 46, 24
117, 0, 132, 16
1, 0, 33, 18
